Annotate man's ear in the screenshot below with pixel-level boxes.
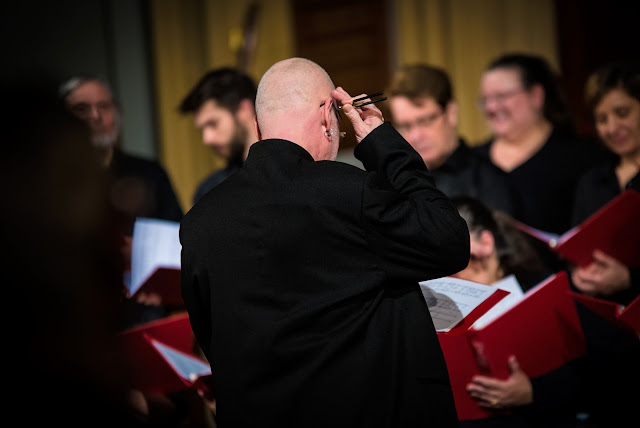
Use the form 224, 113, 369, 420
321, 97, 333, 136
529, 84, 546, 111
254, 116, 261, 141
445, 100, 458, 128
236, 99, 256, 123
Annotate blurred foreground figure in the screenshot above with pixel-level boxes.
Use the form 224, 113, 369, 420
1, 75, 145, 426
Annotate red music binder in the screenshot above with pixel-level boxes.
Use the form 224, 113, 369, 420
438, 272, 586, 421
514, 190, 640, 268
127, 268, 183, 307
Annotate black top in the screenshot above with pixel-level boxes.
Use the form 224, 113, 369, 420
192, 162, 241, 205
431, 139, 521, 217
180, 123, 470, 428
473, 128, 601, 235
107, 148, 183, 235
572, 154, 640, 224
474, 128, 602, 271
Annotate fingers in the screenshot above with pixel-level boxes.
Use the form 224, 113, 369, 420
508, 355, 521, 373
469, 375, 500, 389
331, 87, 352, 104
331, 87, 385, 143
591, 249, 620, 266
466, 384, 502, 409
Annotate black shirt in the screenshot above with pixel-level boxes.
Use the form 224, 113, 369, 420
432, 139, 521, 217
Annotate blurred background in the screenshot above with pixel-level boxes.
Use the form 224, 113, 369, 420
2, 0, 636, 213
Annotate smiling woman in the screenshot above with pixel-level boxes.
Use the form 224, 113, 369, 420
565, 60, 640, 428
472, 53, 603, 272
571, 61, 640, 292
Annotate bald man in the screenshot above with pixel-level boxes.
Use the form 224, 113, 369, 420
180, 58, 470, 427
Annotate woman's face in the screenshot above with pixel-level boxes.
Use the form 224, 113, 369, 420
452, 230, 501, 285
479, 68, 543, 139
593, 88, 640, 158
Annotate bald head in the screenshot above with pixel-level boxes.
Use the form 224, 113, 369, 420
255, 58, 335, 134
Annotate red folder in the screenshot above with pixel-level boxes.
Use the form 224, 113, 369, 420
127, 267, 183, 308
569, 292, 640, 334
515, 190, 640, 268
438, 288, 509, 421
118, 313, 212, 395
439, 272, 586, 421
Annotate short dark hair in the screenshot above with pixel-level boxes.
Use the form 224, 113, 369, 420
388, 64, 453, 110
584, 61, 640, 113
452, 195, 544, 281
486, 53, 572, 130
179, 67, 257, 114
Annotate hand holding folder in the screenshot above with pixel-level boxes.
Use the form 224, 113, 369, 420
429, 272, 586, 421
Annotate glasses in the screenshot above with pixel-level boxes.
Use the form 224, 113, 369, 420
477, 88, 526, 108
395, 110, 444, 134
319, 99, 346, 140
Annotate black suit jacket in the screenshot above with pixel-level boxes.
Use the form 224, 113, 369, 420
180, 123, 470, 427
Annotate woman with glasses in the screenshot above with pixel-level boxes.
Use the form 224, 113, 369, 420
388, 63, 521, 218
463, 61, 640, 427
473, 53, 602, 271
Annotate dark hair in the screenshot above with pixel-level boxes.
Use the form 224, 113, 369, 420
179, 67, 257, 113
452, 196, 544, 282
584, 61, 640, 113
486, 53, 573, 130
388, 63, 453, 110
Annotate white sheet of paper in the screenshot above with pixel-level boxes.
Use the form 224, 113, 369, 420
471, 275, 524, 329
151, 339, 211, 382
420, 277, 498, 332
128, 217, 181, 295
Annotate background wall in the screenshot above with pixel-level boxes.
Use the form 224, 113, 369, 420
3, 0, 157, 160
2, 0, 637, 213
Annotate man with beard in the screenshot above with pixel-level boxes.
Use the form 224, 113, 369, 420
60, 76, 183, 235
179, 67, 258, 204
60, 75, 184, 327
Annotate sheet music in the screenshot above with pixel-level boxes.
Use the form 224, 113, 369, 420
151, 339, 211, 382
471, 275, 524, 329
420, 277, 498, 332
129, 217, 181, 295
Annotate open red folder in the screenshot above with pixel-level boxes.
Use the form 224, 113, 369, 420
118, 313, 212, 395
514, 189, 640, 268
437, 272, 586, 421
569, 292, 640, 334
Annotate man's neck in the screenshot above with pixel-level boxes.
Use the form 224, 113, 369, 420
243, 122, 259, 161
426, 136, 460, 170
